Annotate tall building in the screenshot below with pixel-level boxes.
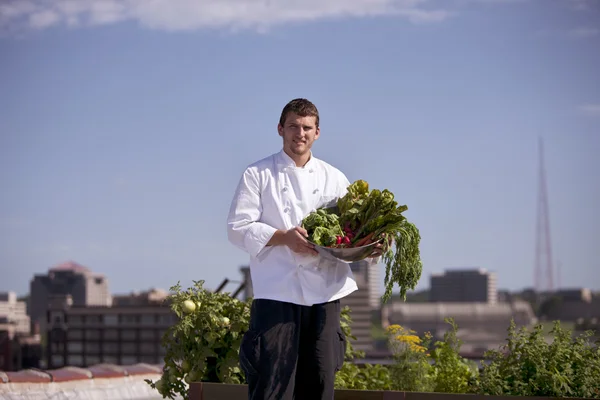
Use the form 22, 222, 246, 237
29, 261, 112, 334
430, 268, 497, 304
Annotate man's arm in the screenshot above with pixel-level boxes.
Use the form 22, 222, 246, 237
227, 168, 278, 258
227, 168, 317, 257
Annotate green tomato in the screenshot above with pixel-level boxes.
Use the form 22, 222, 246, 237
155, 379, 164, 393
222, 317, 230, 326
181, 359, 191, 373
187, 370, 199, 382
182, 299, 196, 313
169, 374, 178, 384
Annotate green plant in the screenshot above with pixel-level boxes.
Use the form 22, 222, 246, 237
145, 280, 252, 399
386, 323, 434, 392
477, 320, 600, 398
429, 318, 479, 393
335, 306, 393, 391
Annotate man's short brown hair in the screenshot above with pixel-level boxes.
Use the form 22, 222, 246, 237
279, 98, 320, 128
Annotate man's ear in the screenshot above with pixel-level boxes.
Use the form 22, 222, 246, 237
314, 126, 321, 140
277, 123, 284, 137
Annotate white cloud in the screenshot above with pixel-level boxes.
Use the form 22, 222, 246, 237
567, 0, 595, 11
579, 104, 600, 116
568, 27, 599, 38
0, 0, 460, 34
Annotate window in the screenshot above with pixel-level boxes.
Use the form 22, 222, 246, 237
51, 355, 64, 367
68, 330, 83, 340
120, 315, 138, 325
67, 355, 84, 366
121, 355, 138, 365
140, 342, 156, 354
103, 342, 119, 354
121, 329, 136, 341
85, 330, 100, 340
121, 343, 136, 354
86, 355, 100, 365
51, 342, 64, 353
140, 330, 155, 340
85, 342, 100, 353
140, 314, 155, 325
67, 342, 83, 353
86, 315, 102, 324
104, 314, 118, 326
102, 355, 118, 364
104, 329, 118, 340
141, 355, 158, 364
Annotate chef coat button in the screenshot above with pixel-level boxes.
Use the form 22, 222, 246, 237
309, 169, 314, 173
284, 207, 290, 213
282, 187, 288, 192
299, 264, 303, 268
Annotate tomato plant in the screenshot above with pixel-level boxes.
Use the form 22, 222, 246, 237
145, 280, 251, 399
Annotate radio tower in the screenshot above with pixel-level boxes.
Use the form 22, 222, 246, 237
534, 137, 555, 293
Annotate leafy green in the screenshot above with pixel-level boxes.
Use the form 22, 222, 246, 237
302, 207, 343, 246
301, 179, 423, 303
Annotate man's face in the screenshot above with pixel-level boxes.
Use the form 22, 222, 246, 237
278, 112, 320, 158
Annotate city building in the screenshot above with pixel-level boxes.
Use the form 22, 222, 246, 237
0, 292, 41, 371
112, 288, 169, 306
29, 261, 112, 335
381, 300, 537, 353
0, 292, 30, 336
430, 268, 497, 304
45, 292, 176, 369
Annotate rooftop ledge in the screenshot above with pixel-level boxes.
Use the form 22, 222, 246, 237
0, 363, 168, 400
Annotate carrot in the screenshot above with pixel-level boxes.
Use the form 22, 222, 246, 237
353, 232, 375, 247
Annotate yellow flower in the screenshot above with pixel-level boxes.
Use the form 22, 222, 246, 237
409, 343, 426, 353
395, 334, 421, 344
386, 324, 402, 334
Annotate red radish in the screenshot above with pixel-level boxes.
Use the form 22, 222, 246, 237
342, 236, 351, 245
336, 236, 342, 245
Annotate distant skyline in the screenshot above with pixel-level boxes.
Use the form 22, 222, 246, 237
1, 0, 599, 297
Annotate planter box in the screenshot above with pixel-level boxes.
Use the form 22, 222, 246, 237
189, 382, 590, 400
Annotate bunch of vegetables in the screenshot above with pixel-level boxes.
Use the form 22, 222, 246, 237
301, 179, 422, 302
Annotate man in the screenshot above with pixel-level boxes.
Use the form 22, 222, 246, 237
227, 98, 380, 400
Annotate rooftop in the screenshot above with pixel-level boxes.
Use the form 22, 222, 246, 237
0, 363, 167, 400
48, 260, 92, 275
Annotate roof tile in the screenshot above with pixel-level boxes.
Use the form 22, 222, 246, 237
49, 366, 92, 382
4, 369, 52, 383
87, 364, 127, 379
121, 363, 162, 376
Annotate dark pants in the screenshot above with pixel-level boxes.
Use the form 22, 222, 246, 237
239, 298, 346, 400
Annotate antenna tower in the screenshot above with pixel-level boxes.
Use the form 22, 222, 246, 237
534, 137, 555, 293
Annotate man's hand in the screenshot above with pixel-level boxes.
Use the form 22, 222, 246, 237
369, 235, 392, 258
284, 226, 318, 256
370, 242, 384, 258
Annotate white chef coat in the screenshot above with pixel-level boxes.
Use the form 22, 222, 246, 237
227, 149, 378, 306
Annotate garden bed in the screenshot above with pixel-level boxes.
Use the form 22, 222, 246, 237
189, 382, 592, 400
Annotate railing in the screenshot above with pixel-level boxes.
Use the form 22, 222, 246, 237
189, 383, 592, 400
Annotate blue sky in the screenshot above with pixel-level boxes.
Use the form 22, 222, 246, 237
1, 0, 599, 298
